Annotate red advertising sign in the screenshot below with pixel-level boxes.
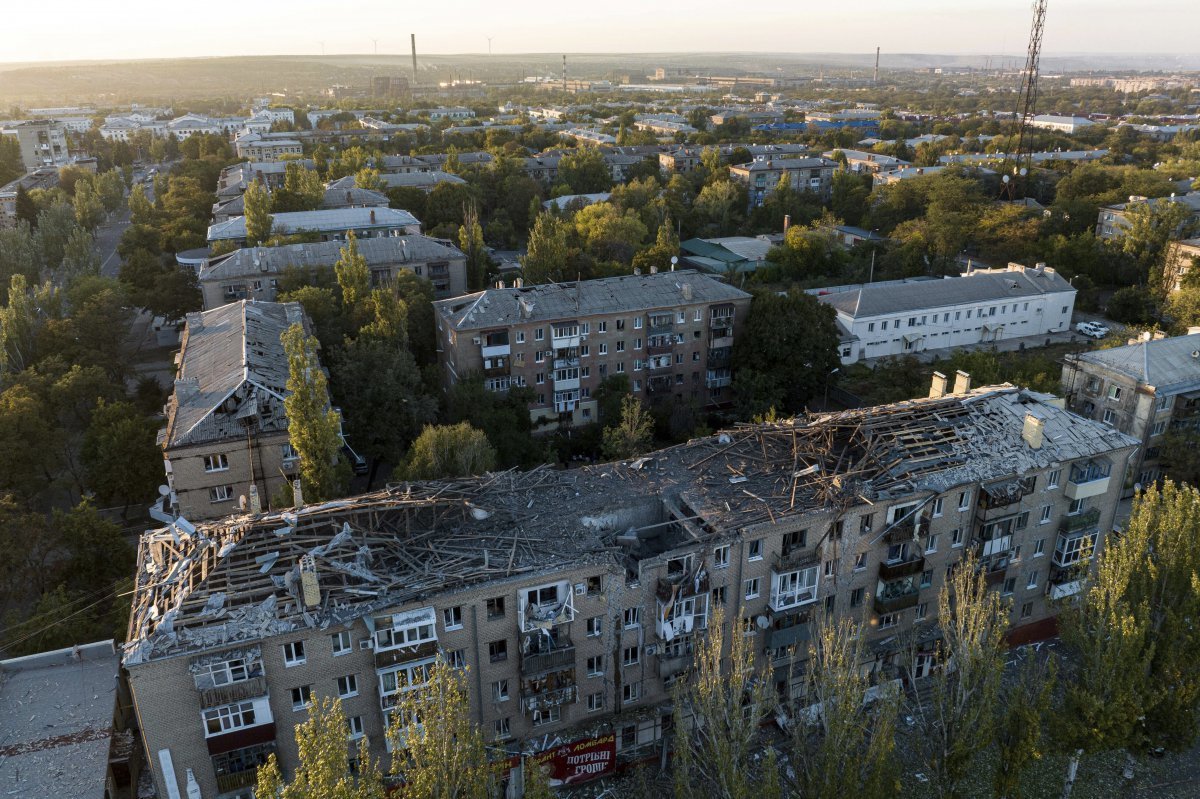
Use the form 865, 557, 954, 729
529, 733, 617, 785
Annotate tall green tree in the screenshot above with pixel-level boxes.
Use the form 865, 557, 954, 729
994, 656, 1057, 799
80, 400, 162, 512
601, 394, 653, 460
14, 184, 38, 228
255, 697, 385, 799
282, 323, 343, 502
73, 179, 105, 231
95, 169, 126, 213
788, 615, 899, 799
522, 212, 570, 284
671, 607, 775, 799
388, 656, 495, 799
243, 180, 275, 245
273, 162, 325, 212
334, 232, 370, 311
558, 146, 613, 194
909, 550, 1007, 799
458, 202, 488, 291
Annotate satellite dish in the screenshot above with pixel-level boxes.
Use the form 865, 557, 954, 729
1019, 167, 1028, 176
756, 615, 770, 630
1002, 174, 1011, 183
158, 485, 171, 497
1192, 350, 1200, 358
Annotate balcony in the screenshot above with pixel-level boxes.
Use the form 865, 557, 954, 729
648, 317, 674, 335
710, 334, 734, 349
1060, 507, 1101, 533
706, 374, 732, 389
658, 651, 695, 682
553, 356, 580, 370
707, 348, 731, 368
977, 534, 1012, 559
520, 591, 576, 633
553, 373, 581, 391
768, 575, 819, 613
481, 342, 511, 359
374, 640, 439, 669
197, 676, 269, 710
521, 644, 576, 677
521, 685, 576, 713
983, 561, 1008, 587
878, 555, 924, 580
709, 314, 734, 329
883, 511, 929, 544
765, 617, 811, 651
483, 359, 510, 377
647, 340, 675, 356
1064, 462, 1112, 501
656, 571, 710, 602
1048, 579, 1084, 600
551, 327, 582, 349
774, 547, 820, 571
873, 589, 919, 615
980, 476, 1036, 509
216, 769, 259, 793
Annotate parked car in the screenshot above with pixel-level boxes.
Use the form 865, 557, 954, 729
1075, 321, 1108, 339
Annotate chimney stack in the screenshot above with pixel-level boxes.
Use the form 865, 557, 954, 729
292, 479, 304, 508
929, 371, 948, 399
783, 214, 791, 234
953, 370, 971, 395
248, 484, 262, 514
370, 209, 376, 224
411, 34, 418, 87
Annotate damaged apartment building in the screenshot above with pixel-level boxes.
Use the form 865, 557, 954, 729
125, 376, 1135, 799
433, 270, 752, 430
157, 300, 320, 523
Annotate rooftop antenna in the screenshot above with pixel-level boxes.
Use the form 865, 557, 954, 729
874, 47, 880, 84
411, 34, 418, 88
1001, 0, 1048, 201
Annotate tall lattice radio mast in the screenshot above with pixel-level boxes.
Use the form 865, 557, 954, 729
1001, 0, 1048, 201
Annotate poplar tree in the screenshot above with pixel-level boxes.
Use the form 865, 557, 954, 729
908, 550, 1007, 799
282, 322, 342, 502
388, 656, 494, 799
671, 606, 775, 799
255, 697, 385, 799
601, 394, 653, 460
458, 201, 487, 291
243, 180, 275, 245
521, 212, 569, 285
334, 232, 370, 311
789, 615, 899, 799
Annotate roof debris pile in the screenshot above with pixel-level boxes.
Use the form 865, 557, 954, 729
125, 385, 1137, 666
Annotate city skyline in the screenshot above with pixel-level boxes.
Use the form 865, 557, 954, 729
3, 0, 1196, 64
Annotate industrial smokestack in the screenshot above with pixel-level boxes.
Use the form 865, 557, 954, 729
411, 34, 418, 87
562, 54, 567, 92
874, 47, 880, 83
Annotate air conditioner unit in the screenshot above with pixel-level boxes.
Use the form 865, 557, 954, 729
644, 644, 658, 656
359, 639, 374, 650
472, 337, 481, 345
574, 583, 586, 595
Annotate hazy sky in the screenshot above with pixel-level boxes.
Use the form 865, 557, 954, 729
3, 0, 1196, 63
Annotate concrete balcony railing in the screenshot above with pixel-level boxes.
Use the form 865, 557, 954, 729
521, 685, 576, 713
520, 645, 576, 677
1060, 507, 1101, 533
216, 769, 260, 793
873, 589, 919, 615
878, 555, 925, 580
774, 547, 820, 571
197, 676, 269, 710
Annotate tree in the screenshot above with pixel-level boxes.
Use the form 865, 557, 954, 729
694, 180, 744, 236
80, 400, 162, 512
573, 202, 648, 265
273, 162, 325, 212
993, 656, 1057, 799
521, 759, 555, 799
1105, 286, 1156, 324
127, 183, 156, 225
73, 178, 105, 231
632, 219, 680, 273
354, 167, 385, 193
522, 212, 570, 284
1058, 482, 1200, 772
1121, 199, 1200, 289
733, 290, 840, 416
0, 274, 42, 376
908, 550, 1007, 799
558, 146, 613, 194
334, 232, 370, 311
445, 377, 545, 469
243, 180, 274, 245
35, 203, 79, 270
399, 423, 496, 480
59, 227, 100, 284
787, 615, 899, 799
602, 394, 653, 460
671, 607, 775, 799
255, 697, 384, 799
1158, 428, 1200, 483
830, 170, 871, 226
388, 656, 495, 799
14, 184, 37, 228
282, 323, 343, 501
458, 202, 488, 291
95, 169, 126, 213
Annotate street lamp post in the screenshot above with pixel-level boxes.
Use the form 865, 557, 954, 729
824, 367, 840, 409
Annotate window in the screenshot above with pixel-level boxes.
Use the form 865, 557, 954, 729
713, 545, 730, 569
1047, 469, 1061, 489
1034, 538, 1045, 557
331, 631, 351, 658
850, 588, 864, 607
1040, 505, 1052, 524
616, 362, 624, 373
446, 649, 466, 669
634, 316, 643, 329
916, 602, 928, 621
203, 700, 260, 736
536, 372, 545, 384
711, 585, 727, 605
516, 331, 526, 344
291, 685, 312, 711
823, 559, 839, 578
879, 613, 899, 629
588, 691, 604, 712
194, 657, 255, 688
957, 491, 970, 511
582, 617, 601, 639
486, 597, 505, 619
932, 497, 944, 517
634, 337, 642, 350
951, 528, 964, 547
493, 679, 509, 702
623, 607, 640, 628
623, 682, 641, 702
532, 706, 562, 727
598, 321, 607, 333
920, 569, 933, 588
587, 655, 605, 676
494, 717, 511, 739
748, 540, 763, 561
1026, 571, 1039, 590
535, 327, 544, 341
925, 534, 939, 554
1055, 531, 1097, 567
622, 645, 640, 667
337, 674, 358, 698
203, 453, 229, 472
283, 641, 306, 667
1020, 602, 1033, 620
209, 485, 234, 503
581, 345, 589, 358
443, 606, 463, 630
488, 639, 508, 662
599, 343, 608, 355
854, 552, 868, 571
1151, 421, 1167, 437
1102, 409, 1116, 426
1106, 385, 1122, 401
1068, 498, 1084, 516
744, 577, 760, 600
1002, 578, 1016, 596
860, 513, 874, 533
616, 340, 625, 352
347, 715, 364, 739
374, 611, 436, 651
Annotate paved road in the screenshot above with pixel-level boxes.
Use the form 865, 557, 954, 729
96, 204, 131, 278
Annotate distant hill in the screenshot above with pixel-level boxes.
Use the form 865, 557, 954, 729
0, 52, 1196, 106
